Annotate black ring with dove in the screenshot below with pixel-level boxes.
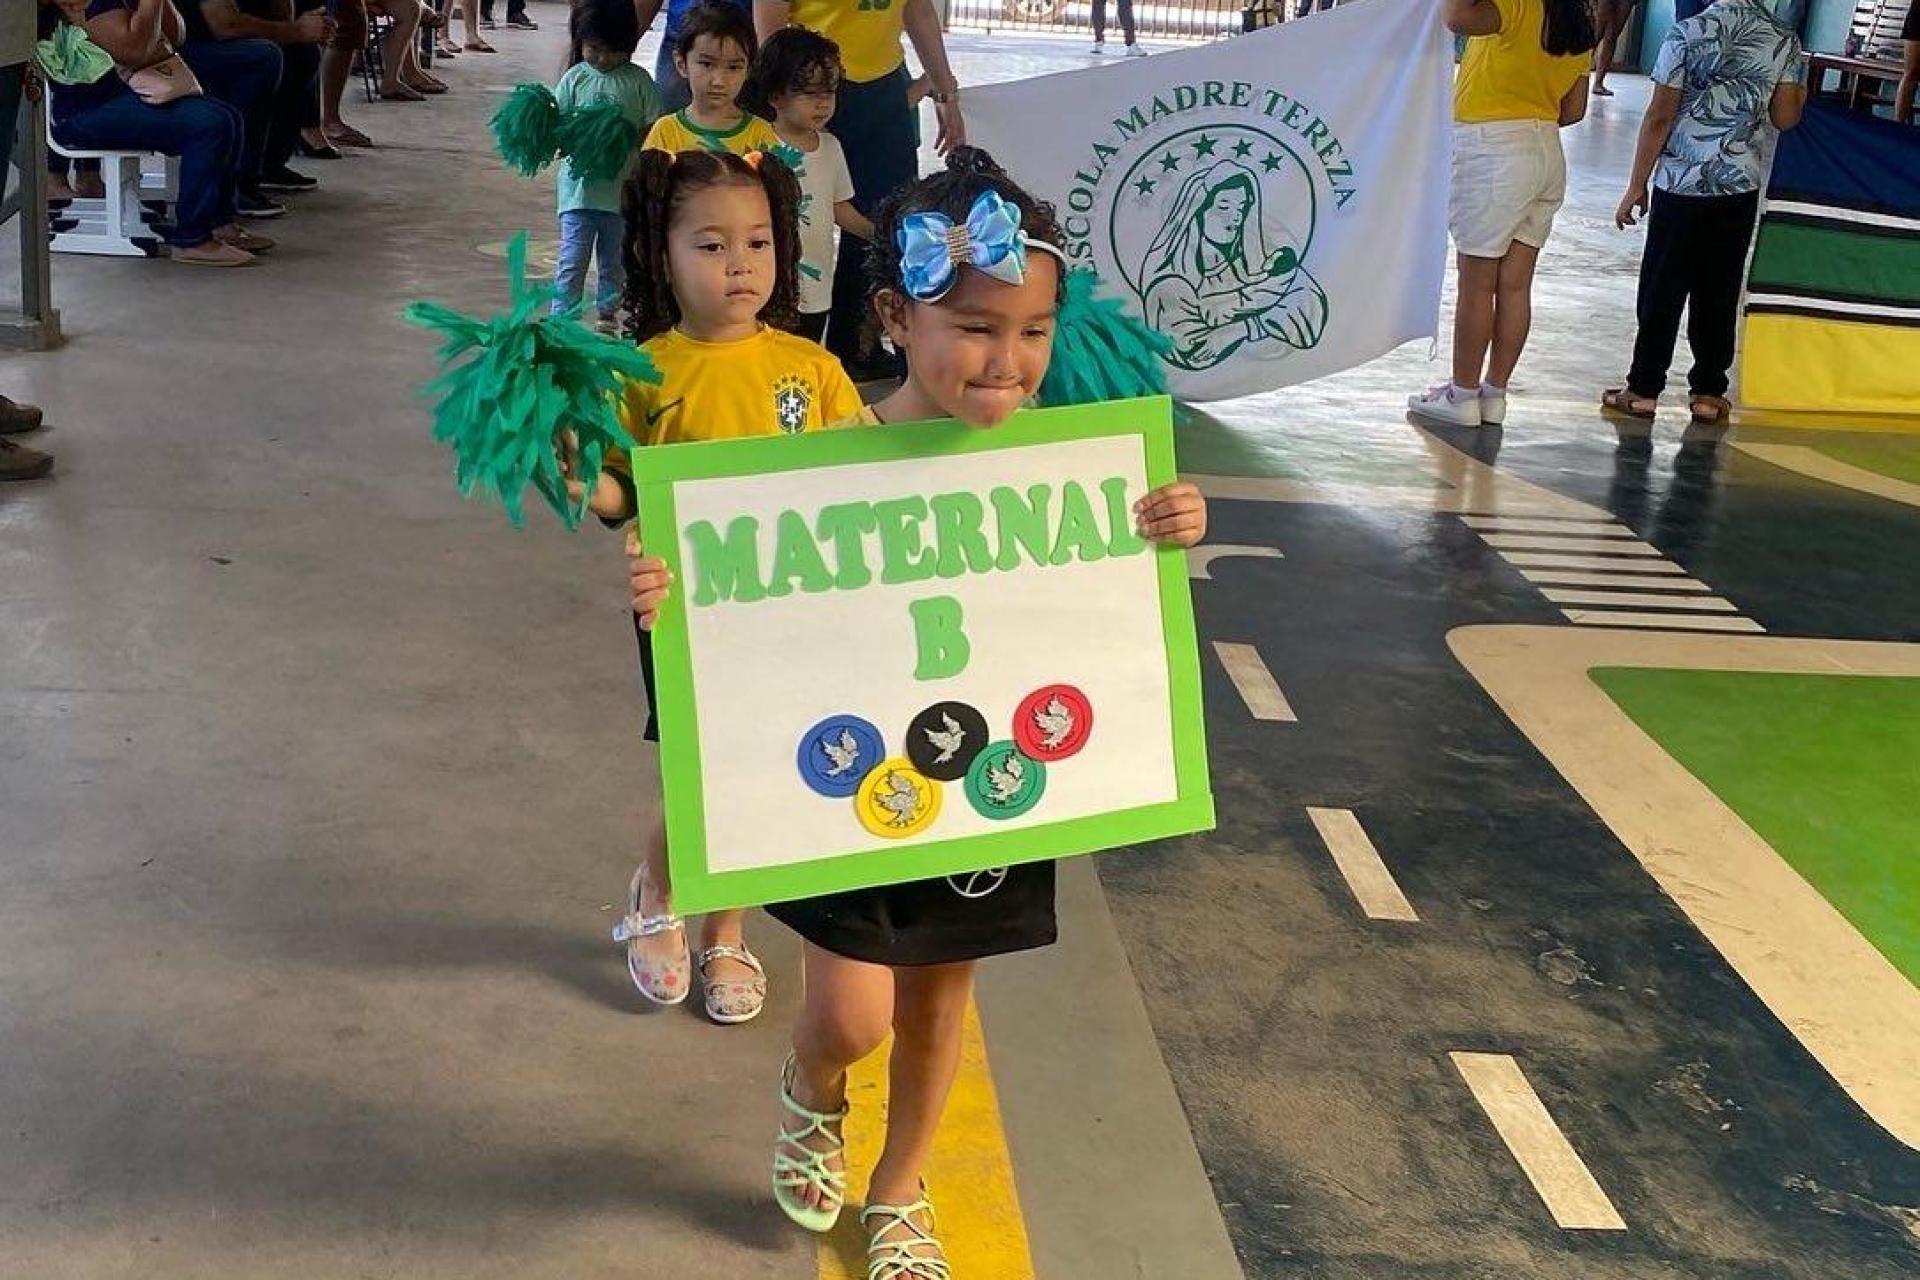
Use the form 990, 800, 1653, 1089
905, 701, 989, 782
797, 714, 886, 798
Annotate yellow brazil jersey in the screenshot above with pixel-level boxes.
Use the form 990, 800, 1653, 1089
1453, 0, 1589, 124
642, 109, 782, 157
615, 327, 865, 454
789, 0, 907, 84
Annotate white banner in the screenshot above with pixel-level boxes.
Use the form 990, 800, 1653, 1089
966, 0, 1452, 402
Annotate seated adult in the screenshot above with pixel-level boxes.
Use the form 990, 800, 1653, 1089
39, 0, 273, 264
181, 0, 333, 193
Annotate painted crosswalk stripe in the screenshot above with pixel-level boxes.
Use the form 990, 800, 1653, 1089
1213, 642, 1296, 722
1502, 553, 1687, 573
1306, 808, 1419, 922
1462, 516, 1630, 535
1450, 1052, 1627, 1232
1561, 609, 1765, 633
1515, 566, 1712, 591
1480, 534, 1664, 556
1540, 589, 1739, 611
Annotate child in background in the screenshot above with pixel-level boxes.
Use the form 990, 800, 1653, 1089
551, 0, 659, 328
745, 27, 874, 345
581, 148, 862, 1023
1604, 0, 1805, 426
626, 148, 1207, 1279
642, 1, 779, 155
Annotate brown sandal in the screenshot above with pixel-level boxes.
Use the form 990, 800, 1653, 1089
1689, 394, 1731, 425
1600, 388, 1657, 421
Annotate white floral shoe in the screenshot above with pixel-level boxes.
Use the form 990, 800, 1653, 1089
697, 943, 767, 1024
612, 864, 688, 1005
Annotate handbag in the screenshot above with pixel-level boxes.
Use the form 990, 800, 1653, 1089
118, 43, 203, 106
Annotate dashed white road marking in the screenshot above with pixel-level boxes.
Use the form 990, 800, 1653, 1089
1501, 553, 1689, 573
1479, 535, 1664, 557
1561, 609, 1765, 633
1187, 544, 1284, 581
1305, 808, 1419, 922
1514, 566, 1713, 591
1540, 589, 1739, 612
1461, 516, 1631, 536
1212, 642, 1296, 722
1450, 1052, 1628, 1232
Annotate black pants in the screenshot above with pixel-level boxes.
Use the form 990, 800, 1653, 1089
828, 66, 917, 373
1092, 0, 1136, 43
1627, 187, 1760, 401
262, 42, 320, 171
480, 0, 529, 21
792, 310, 830, 343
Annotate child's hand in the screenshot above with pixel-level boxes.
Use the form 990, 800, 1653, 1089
558, 430, 632, 520
627, 530, 674, 630
1134, 482, 1208, 548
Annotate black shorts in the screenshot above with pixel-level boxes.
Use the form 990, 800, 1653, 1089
632, 612, 659, 742
1906, 0, 1919, 43
767, 861, 1058, 967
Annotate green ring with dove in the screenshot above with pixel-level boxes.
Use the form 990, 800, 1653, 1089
963, 741, 1047, 821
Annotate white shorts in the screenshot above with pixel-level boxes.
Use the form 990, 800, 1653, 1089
1449, 119, 1568, 259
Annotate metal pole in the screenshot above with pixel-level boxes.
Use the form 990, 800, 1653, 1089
2, 73, 61, 352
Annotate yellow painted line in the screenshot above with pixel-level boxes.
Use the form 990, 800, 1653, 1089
818, 1002, 1035, 1279
1733, 441, 1920, 511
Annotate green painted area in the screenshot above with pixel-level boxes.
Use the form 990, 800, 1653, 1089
1594, 668, 1920, 987
1811, 437, 1920, 488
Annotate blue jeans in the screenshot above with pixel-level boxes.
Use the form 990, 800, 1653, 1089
180, 38, 283, 189
828, 65, 917, 367
52, 93, 245, 246
553, 209, 626, 316
653, 44, 689, 114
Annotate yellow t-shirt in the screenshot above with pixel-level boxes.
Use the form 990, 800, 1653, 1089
789, 0, 907, 84
615, 327, 865, 452
642, 109, 782, 157
1452, 0, 1589, 124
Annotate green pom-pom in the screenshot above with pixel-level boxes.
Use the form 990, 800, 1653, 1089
405, 233, 662, 529
491, 83, 562, 177
558, 101, 642, 183
1039, 267, 1172, 408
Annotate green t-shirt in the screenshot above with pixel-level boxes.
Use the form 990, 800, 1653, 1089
554, 61, 660, 216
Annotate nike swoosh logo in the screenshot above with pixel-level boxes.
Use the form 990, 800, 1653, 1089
644, 398, 684, 428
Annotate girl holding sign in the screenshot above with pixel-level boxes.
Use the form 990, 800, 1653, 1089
628, 148, 1206, 1280
580, 147, 865, 1024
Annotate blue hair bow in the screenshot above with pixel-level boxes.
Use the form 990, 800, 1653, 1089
897, 190, 1035, 303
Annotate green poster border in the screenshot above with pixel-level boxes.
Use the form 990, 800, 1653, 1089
634, 396, 1215, 914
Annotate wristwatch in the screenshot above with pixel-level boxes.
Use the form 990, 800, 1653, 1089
929, 83, 960, 104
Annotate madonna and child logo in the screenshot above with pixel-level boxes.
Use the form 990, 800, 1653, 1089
1058, 79, 1357, 373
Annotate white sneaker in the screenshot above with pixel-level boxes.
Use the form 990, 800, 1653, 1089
1125, 43, 1147, 57
1479, 386, 1507, 426
1407, 381, 1483, 427
1091, 40, 1106, 54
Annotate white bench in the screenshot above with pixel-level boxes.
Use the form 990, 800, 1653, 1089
45, 118, 179, 258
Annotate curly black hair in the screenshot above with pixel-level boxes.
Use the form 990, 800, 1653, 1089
673, 0, 758, 66
866, 146, 1067, 311
742, 26, 842, 120
566, 0, 641, 67
619, 149, 804, 344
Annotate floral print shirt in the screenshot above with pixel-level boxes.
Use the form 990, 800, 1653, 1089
1650, 0, 1805, 196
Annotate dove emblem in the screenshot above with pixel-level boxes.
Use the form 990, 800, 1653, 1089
925, 713, 966, 765
820, 728, 861, 777
1033, 697, 1073, 751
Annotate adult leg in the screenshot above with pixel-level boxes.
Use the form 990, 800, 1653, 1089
1898, 39, 1919, 126
507, 0, 532, 25
456, 0, 492, 51
265, 42, 322, 173
180, 38, 285, 192
654, 42, 689, 114
313, 0, 365, 145
1625, 187, 1694, 401
1450, 253, 1499, 389
1118, 0, 1137, 46
56, 96, 240, 249
1484, 240, 1541, 389
1683, 189, 1759, 401
1091, 0, 1107, 45
828, 68, 917, 375
1592, 2, 1624, 95
786, 945, 896, 1213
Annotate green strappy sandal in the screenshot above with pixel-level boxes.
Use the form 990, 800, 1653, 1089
862, 1192, 951, 1280
772, 1054, 848, 1233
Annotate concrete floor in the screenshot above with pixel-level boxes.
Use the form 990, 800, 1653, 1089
4, 9, 1918, 1279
